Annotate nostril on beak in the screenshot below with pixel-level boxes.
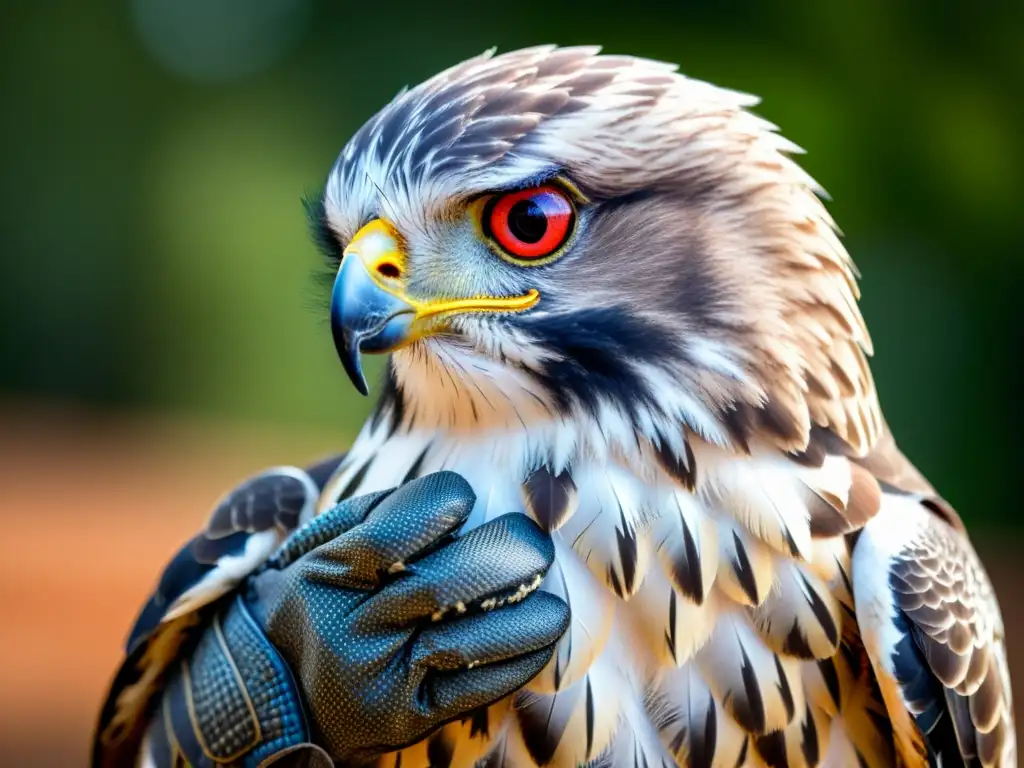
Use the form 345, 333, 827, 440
375, 261, 402, 279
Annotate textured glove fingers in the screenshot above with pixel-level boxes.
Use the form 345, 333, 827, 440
309, 472, 476, 589
359, 513, 554, 627
410, 592, 569, 672
427, 648, 555, 720
266, 489, 391, 570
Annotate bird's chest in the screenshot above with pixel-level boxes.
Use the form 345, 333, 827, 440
319, 427, 882, 768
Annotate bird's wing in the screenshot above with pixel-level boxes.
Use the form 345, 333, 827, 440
852, 490, 1015, 768
125, 461, 331, 650
92, 454, 344, 768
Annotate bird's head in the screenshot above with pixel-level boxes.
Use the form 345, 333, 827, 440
311, 46, 880, 460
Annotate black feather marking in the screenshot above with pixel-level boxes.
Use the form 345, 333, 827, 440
633, 740, 649, 768
607, 565, 624, 598
817, 658, 842, 711
585, 677, 595, 758
799, 572, 839, 647
774, 654, 796, 723
684, 696, 717, 768
380, 366, 408, 436
552, 564, 572, 691
654, 434, 697, 491
517, 688, 572, 767
758, 398, 808, 449
369, 396, 389, 432
756, 730, 787, 768
337, 458, 372, 502
467, 706, 489, 738
665, 588, 678, 663
720, 403, 755, 454
613, 505, 639, 596
800, 704, 820, 766
426, 731, 453, 768
837, 557, 855, 598
369, 364, 407, 438
522, 308, 674, 422
735, 737, 749, 767
840, 638, 860, 673
782, 525, 803, 558
782, 621, 816, 659
523, 467, 578, 532
734, 645, 767, 733
943, 686, 979, 760
667, 511, 704, 604
731, 532, 759, 604
401, 444, 431, 486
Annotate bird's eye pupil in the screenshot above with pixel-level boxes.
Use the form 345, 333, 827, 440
484, 184, 575, 262
507, 199, 548, 244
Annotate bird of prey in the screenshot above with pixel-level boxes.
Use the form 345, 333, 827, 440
309, 46, 1014, 767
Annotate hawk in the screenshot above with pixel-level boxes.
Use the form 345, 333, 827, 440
95, 45, 1014, 768
312, 46, 1014, 767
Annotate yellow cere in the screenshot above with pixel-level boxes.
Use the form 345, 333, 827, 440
345, 218, 540, 320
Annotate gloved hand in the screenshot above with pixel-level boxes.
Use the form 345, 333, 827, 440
146, 472, 568, 767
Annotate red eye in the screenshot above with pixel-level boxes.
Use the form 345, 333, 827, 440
485, 185, 575, 261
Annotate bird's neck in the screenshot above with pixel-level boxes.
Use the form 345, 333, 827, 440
318, 379, 713, 535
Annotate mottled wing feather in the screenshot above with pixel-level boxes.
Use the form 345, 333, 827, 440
849, 421, 934, 497
853, 494, 1015, 768
800, 420, 938, 504
126, 463, 328, 649
92, 456, 343, 768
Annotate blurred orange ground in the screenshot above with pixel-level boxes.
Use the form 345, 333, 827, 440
0, 401, 350, 765
0, 401, 1020, 765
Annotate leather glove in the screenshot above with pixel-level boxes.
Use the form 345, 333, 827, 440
145, 472, 568, 767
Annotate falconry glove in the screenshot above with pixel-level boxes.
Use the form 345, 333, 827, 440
94, 469, 567, 768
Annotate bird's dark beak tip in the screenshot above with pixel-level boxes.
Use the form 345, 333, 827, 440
331, 319, 369, 396
341, 357, 370, 397
338, 339, 370, 396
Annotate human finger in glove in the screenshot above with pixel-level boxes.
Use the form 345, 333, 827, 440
139, 472, 567, 767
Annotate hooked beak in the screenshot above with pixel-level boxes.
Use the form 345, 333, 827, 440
329, 219, 539, 395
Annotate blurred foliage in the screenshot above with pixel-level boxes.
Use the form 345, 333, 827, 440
1, 0, 1021, 525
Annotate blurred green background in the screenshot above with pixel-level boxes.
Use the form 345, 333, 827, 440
1, 0, 1023, 763
3, 0, 1023, 523
4, 0, 1023, 524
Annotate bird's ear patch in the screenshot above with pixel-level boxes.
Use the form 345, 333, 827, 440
522, 307, 673, 418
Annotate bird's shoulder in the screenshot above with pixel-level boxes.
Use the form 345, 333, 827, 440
841, 428, 1015, 767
